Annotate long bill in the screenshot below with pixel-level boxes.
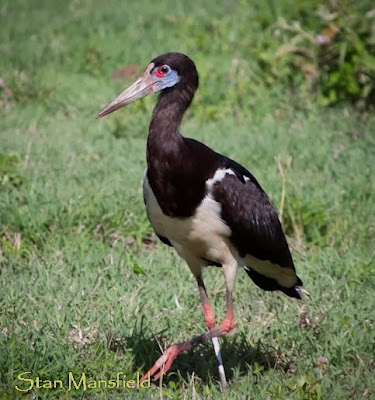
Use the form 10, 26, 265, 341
96, 63, 155, 118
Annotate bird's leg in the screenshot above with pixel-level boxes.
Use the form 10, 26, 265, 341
139, 266, 237, 385
220, 288, 235, 333
197, 274, 227, 390
220, 262, 237, 333
139, 325, 234, 383
196, 274, 216, 329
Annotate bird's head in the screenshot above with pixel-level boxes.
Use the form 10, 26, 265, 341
97, 52, 198, 118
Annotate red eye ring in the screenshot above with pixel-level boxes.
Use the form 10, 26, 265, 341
154, 65, 170, 78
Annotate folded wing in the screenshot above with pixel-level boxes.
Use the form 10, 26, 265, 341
211, 158, 303, 298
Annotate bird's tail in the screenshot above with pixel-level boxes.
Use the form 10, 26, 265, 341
244, 267, 304, 299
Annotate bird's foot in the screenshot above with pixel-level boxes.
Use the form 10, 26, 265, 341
139, 325, 233, 385
140, 343, 185, 383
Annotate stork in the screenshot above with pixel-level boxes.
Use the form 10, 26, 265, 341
97, 52, 303, 388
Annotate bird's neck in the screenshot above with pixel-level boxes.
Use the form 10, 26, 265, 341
147, 88, 193, 164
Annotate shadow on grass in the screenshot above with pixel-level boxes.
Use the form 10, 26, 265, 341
110, 316, 289, 385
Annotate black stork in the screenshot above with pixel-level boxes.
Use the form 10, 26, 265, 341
97, 52, 303, 386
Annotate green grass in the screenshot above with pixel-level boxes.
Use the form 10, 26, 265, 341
1, 0, 375, 399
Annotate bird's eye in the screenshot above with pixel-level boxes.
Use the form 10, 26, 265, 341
154, 65, 171, 78
160, 65, 170, 74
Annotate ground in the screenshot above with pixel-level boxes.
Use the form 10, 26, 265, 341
1, 0, 375, 399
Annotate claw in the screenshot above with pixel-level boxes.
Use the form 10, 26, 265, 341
140, 344, 181, 383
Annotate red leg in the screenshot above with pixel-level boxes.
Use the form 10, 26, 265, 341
139, 288, 236, 384
197, 275, 216, 329
139, 323, 235, 383
220, 289, 235, 332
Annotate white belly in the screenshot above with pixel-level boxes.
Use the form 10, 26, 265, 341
143, 172, 234, 269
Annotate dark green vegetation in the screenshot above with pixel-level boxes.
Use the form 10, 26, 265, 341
1, 0, 374, 399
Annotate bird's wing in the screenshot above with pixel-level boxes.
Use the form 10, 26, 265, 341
211, 158, 302, 295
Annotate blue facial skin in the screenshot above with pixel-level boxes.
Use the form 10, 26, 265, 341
154, 69, 180, 92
